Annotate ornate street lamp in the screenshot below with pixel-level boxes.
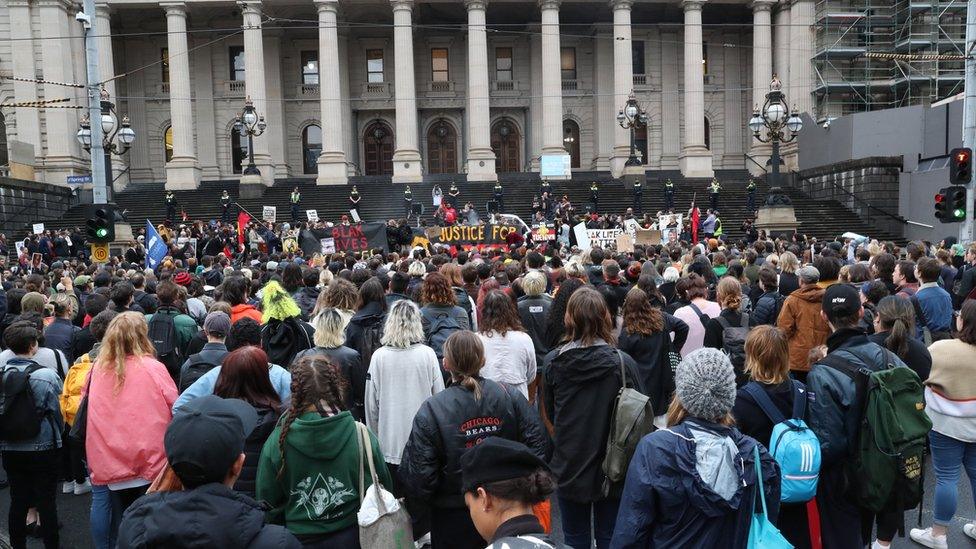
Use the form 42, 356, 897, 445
76, 88, 135, 198
750, 75, 803, 188
616, 92, 649, 167
234, 97, 266, 176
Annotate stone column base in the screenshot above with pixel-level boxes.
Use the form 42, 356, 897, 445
239, 176, 265, 198
679, 148, 714, 178
392, 150, 423, 183
611, 146, 633, 178
466, 148, 497, 182
622, 163, 646, 177
317, 152, 349, 185
165, 157, 202, 190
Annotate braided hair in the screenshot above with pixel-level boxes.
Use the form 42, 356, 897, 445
276, 354, 348, 480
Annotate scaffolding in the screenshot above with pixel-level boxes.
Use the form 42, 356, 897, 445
813, 0, 966, 121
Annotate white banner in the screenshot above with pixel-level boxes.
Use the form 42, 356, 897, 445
262, 205, 277, 222
573, 222, 590, 250
586, 228, 622, 249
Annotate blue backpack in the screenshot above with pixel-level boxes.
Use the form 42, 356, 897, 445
742, 381, 821, 503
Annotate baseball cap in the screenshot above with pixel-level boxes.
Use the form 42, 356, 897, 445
164, 395, 258, 488
203, 311, 231, 337
822, 283, 862, 322
797, 265, 821, 284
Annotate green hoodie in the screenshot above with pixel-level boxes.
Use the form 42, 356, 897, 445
256, 411, 392, 536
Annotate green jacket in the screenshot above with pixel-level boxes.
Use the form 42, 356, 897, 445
256, 411, 392, 536
145, 307, 198, 355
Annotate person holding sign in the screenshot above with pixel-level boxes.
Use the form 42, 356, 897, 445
289, 187, 301, 222
589, 182, 600, 213
347, 185, 360, 218
493, 182, 505, 213
709, 178, 722, 211
663, 179, 674, 212
632, 179, 643, 215
220, 190, 231, 223
448, 182, 461, 207
166, 191, 177, 222
404, 186, 414, 220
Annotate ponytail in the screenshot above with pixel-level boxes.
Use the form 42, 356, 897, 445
886, 317, 911, 357
443, 331, 486, 401
454, 373, 483, 401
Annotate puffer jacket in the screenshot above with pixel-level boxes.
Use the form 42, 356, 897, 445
60, 343, 100, 425
807, 328, 908, 465
291, 287, 320, 321
752, 291, 784, 326
234, 404, 281, 498
517, 294, 553, 368
398, 378, 550, 508
117, 483, 301, 548
777, 285, 831, 372
612, 419, 780, 549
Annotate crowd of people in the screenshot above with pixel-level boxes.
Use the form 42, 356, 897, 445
2, 197, 976, 549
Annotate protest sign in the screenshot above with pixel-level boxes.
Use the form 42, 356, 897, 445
573, 222, 590, 249
635, 229, 662, 246
435, 224, 518, 246
615, 233, 634, 253
262, 206, 276, 222
320, 238, 336, 254
306, 209, 318, 222
350, 209, 361, 223
532, 224, 556, 242
299, 223, 388, 256
586, 228, 622, 249
32, 223, 44, 235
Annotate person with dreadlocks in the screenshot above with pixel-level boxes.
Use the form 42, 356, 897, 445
259, 280, 314, 369
255, 354, 392, 547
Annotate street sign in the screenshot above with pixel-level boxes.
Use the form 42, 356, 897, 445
66, 175, 93, 186
90, 242, 109, 263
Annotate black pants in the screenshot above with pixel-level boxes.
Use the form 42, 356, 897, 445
110, 484, 148, 517
291, 204, 299, 221
633, 192, 643, 214
430, 505, 484, 549
386, 462, 430, 542
3, 449, 60, 549
297, 524, 359, 549
166, 204, 175, 221
494, 195, 505, 212
817, 466, 868, 549
60, 426, 86, 484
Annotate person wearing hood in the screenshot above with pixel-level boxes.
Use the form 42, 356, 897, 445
542, 287, 642, 549
777, 265, 831, 379
117, 395, 301, 548
292, 269, 321, 321
612, 348, 781, 548
344, 278, 386, 362
256, 354, 392, 545
259, 281, 314, 369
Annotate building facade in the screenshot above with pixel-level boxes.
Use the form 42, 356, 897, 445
0, 0, 828, 189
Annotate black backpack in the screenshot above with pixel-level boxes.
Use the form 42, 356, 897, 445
427, 312, 462, 360
716, 314, 750, 386
178, 355, 222, 394
148, 309, 184, 382
356, 320, 384, 369
0, 362, 46, 441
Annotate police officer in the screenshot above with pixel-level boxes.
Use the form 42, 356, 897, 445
290, 187, 301, 222
447, 182, 460, 207
220, 190, 231, 223
349, 185, 361, 217
493, 182, 505, 213
709, 178, 722, 211
589, 182, 600, 213
632, 179, 643, 215
166, 191, 177, 223
746, 178, 757, 212
404, 185, 414, 219
663, 179, 674, 212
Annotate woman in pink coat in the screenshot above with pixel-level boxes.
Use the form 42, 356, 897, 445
84, 311, 177, 539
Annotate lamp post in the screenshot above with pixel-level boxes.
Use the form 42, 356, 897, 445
76, 88, 135, 200
234, 97, 267, 177
749, 76, 803, 188
616, 92, 649, 167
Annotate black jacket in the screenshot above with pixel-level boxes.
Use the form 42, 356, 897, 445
295, 345, 365, 420
260, 317, 314, 369
345, 301, 386, 356
868, 331, 932, 380
117, 483, 301, 548
542, 343, 642, 503
703, 309, 748, 350
779, 272, 800, 297
733, 380, 796, 449
752, 291, 784, 326
618, 314, 689, 416
398, 378, 550, 508
517, 294, 553, 368
133, 290, 159, 315
234, 404, 281, 498
291, 287, 320, 321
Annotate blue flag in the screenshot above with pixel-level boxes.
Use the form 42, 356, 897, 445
145, 220, 168, 269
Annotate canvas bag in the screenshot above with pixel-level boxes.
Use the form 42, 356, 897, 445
355, 423, 413, 549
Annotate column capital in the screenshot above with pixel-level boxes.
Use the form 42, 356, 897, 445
750, 0, 776, 11
36, 0, 75, 11
680, 0, 705, 11
314, 0, 338, 13
95, 2, 112, 16
160, 1, 187, 16
237, 0, 262, 16
465, 0, 487, 11
390, 0, 413, 11
538, 0, 561, 11
609, 0, 633, 10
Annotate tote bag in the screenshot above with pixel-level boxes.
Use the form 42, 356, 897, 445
747, 445, 793, 549
355, 423, 414, 549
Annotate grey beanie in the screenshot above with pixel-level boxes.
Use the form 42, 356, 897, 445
674, 348, 737, 421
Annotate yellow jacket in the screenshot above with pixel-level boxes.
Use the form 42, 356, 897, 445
60, 350, 95, 425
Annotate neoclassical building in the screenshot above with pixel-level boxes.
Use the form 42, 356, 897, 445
0, 0, 818, 189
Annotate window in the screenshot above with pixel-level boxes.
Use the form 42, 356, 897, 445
632, 41, 645, 75
702, 42, 709, 75
302, 125, 322, 175
231, 125, 248, 174
563, 120, 580, 169
367, 49, 384, 83
229, 46, 245, 81
560, 47, 577, 81
161, 48, 170, 85
495, 47, 513, 81
164, 126, 173, 163
301, 51, 319, 86
431, 48, 449, 82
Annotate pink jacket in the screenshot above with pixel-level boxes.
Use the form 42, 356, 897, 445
84, 355, 177, 486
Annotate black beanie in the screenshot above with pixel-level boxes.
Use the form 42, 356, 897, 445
460, 437, 547, 493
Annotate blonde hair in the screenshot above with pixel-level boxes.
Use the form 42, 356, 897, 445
743, 325, 791, 384
716, 277, 742, 311
95, 311, 157, 388
779, 252, 799, 274
312, 308, 348, 348
564, 259, 585, 280
522, 271, 547, 297
408, 261, 427, 278
50, 293, 76, 318
380, 300, 425, 348
318, 269, 334, 288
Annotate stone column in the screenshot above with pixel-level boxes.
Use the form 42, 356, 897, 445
161, 2, 201, 189
528, 31, 543, 170
539, 0, 567, 176
192, 41, 220, 178
610, 0, 634, 177
9, 0, 42, 164
660, 30, 680, 168
39, 0, 85, 183
790, 0, 814, 115
95, 3, 130, 189
314, 0, 347, 184
679, 0, 713, 177
391, 0, 422, 183
773, 3, 790, 85
465, 0, 497, 181
749, 0, 775, 169
239, 0, 274, 186
591, 30, 614, 170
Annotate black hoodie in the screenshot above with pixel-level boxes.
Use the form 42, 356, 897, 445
117, 483, 301, 548
542, 342, 642, 503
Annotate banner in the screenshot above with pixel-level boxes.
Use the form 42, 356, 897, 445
262, 205, 276, 222
434, 224, 518, 246
531, 224, 556, 242
299, 222, 388, 256
587, 228, 622, 249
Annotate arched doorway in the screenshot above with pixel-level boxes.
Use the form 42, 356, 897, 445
491, 119, 521, 173
563, 119, 580, 169
363, 121, 394, 176
302, 124, 322, 175
231, 126, 247, 175
426, 120, 457, 174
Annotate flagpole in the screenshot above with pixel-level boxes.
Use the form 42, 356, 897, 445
233, 202, 258, 220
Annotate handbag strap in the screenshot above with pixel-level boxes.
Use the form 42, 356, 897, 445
752, 445, 768, 518
357, 422, 389, 515
356, 422, 365, 505
616, 350, 628, 389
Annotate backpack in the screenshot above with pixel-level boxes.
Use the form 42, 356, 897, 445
178, 355, 221, 394
742, 381, 821, 503
687, 302, 710, 331
261, 318, 313, 369
822, 347, 931, 513
716, 314, 750, 385
0, 362, 46, 441
601, 350, 655, 493
148, 310, 184, 382
426, 312, 462, 360
356, 320, 384, 370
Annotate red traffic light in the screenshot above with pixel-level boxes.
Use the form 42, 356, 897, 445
935, 193, 945, 202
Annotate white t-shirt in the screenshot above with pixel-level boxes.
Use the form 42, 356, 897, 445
478, 331, 537, 400
0, 347, 68, 378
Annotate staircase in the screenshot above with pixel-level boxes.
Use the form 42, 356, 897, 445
20, 170, 904, 245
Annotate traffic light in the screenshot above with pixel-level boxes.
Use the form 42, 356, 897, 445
85, 205, 115, 243
950, 147, 972, 185
935, 186, 967, 223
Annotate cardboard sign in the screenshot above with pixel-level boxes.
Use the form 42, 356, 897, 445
636, 229, 662, 246
573, 222, 590, 250
436, 224, 519, 246
623, 218, 640, 238
32, 223, 44, 235
262, 205, 277, 222
615, 233, 634, 253
320, 238, 336, 254
350, 209, 361, 223
306, 209, 319, 222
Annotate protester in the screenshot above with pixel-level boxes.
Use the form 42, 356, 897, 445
258, 280, 314, 369
752, 266, 785, 326
914, 256, 953, 339
869, 296, 931, 380
477, 290, 537, 400
672, 273, 720, 357
703, 277, 749, 384
0, 312, 68, 376
516, 270, 552, 370
296, 307, 365, 419
222, 276, 262, 324
344, 277, 386, 360
178, 311, 231, 393
777, 265, 830, 380
43, 292, 79, 363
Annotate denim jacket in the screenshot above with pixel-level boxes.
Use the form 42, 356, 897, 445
0, 357, 64, 452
